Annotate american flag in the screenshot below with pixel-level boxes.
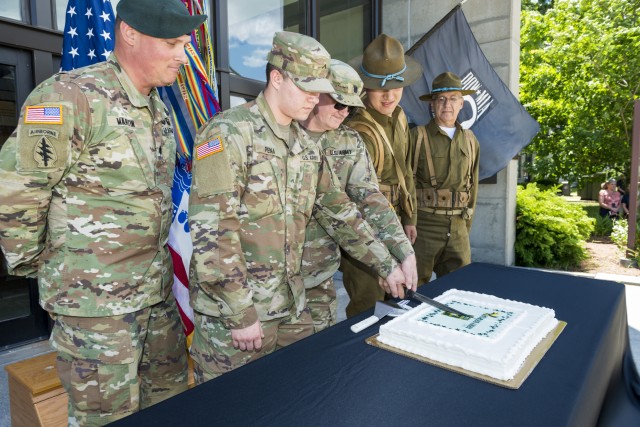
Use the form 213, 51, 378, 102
195, 136, 223, 160
25, 106, 63, 123
60, 0, 115, 72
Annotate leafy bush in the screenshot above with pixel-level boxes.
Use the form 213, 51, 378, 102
516, 184, 594, 269
592, 214, 614, 237
610, 219, 628, 248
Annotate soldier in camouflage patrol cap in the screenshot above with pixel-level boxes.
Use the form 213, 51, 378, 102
189, 32, 408, 382
0, 0, 205, 424
300, 59, 417, 332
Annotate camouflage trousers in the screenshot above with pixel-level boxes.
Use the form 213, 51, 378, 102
190, 306, 314, 384
306, 276, 338, 333
340, 252, 385, 318
49, 294, 188, 427
414, 211, 471, 284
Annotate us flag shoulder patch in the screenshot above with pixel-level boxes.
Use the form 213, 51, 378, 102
196, 136, 224, 160
25, 105, 63, 124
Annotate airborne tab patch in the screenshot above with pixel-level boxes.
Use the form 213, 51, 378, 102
196, 136, 224, 160
25, 105, 63, 124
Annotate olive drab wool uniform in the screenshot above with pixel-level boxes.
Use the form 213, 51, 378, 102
0, 55, 188, 425
410, 119, 480, 283
340, 106, 417, 317
301, 126, 414, 331
189, 93, 399, 381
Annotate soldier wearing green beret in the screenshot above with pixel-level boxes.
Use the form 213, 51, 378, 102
343, 34, 422, 317
0, 0, 205, 424
189, 32, 408, 382
410, 72, 480, 284
299, 59, 417, 332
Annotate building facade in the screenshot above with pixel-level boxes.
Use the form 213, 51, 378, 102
0, 0, 520, 349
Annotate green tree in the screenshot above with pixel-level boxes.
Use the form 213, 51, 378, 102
520, 0, 640, 186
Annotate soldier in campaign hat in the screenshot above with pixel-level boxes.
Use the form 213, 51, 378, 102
189, 33, 408, 381
410, 71, 480, 284
342, 34, 422, 317
299, 59, 418, 331
0, 0, 205, 424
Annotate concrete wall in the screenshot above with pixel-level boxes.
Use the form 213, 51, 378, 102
382, 0, 520, 266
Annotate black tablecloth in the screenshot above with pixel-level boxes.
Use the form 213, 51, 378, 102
112, 263, 640, 427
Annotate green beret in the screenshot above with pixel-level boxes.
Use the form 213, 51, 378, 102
117, 0, 207, 39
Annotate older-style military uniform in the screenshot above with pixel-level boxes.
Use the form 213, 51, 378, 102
301, 125, 414, 331
189, 93, 398, 381
410, 119, 480, 283
0, 55, 187, 425
341, 106, 417, 317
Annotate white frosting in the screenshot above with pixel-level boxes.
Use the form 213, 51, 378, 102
378, 289, 558, 381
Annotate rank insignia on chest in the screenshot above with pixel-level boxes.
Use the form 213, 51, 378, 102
25, 105, 63, 124
196, 136, 224, 160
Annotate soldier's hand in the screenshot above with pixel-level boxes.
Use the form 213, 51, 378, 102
231, 321, 264, 352
380, 266, 406, 299
400, 253, 418, 291
404, 225, 417, 244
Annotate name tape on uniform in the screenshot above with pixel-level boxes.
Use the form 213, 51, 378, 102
196, 136, 224, 160
25, 105, 63, 124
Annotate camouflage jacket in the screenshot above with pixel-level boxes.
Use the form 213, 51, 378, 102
189, 93, 398, 329
301, 125, 414, 288
0, 55, 175, 316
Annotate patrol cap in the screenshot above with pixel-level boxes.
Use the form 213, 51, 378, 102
266, 31, 334, 93
117, 0, 207, 39
327, 59, 365, 108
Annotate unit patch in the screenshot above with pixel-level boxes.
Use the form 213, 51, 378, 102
33, 136, 58, 168
196, 136, 224, 160
25, 105, 63, 124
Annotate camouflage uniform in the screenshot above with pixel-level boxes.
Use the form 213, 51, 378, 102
409, 120, 479, 283
0, 55, 187, 425
300, 60, 414, 331
189, 34, 400, 380
301, 126, 414, 331
342, 106, 417, 317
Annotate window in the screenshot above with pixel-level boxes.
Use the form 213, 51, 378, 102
318, 0, 371, 63
0, 0, 28, 22
227, 0, 307, 82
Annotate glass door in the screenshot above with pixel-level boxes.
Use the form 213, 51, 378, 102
0, 45, 50, 350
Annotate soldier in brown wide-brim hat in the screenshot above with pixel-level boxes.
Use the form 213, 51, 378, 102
342, 34, 421, 318
350, 34, 423, 90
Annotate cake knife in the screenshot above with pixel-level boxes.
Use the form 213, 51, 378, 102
350, 301, 408, 333
405, 290, 472, 318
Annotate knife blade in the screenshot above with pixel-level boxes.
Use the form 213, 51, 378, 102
405, 289, 472, 318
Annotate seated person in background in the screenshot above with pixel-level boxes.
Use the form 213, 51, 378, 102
599, 178, 621, 218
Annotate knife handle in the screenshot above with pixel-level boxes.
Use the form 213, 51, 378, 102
351, 315, 379, 333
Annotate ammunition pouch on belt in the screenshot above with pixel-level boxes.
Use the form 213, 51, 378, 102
416, 188, 472, 218
379, 183, 413, 217
416, 188, 470, 209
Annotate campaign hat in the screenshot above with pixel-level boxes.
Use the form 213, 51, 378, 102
419, 71, 476, 100
349, 34, 422, 90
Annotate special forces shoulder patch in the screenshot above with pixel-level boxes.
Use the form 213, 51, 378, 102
195, 136, 224, 160
24, 105, 63, 124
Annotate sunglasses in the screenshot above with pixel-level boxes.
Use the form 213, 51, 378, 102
334, 102, 355, 113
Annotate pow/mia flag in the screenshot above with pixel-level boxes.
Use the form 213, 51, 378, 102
400, 5, 539, 180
